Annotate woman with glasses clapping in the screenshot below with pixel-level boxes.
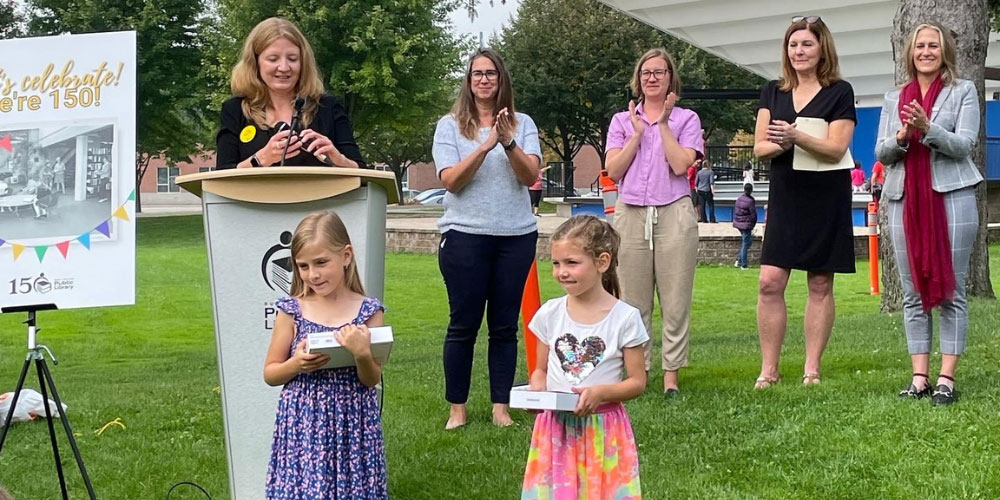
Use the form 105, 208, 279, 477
605, 48, 704, 396
752, 16, 856, 390
432, 48, 542, 429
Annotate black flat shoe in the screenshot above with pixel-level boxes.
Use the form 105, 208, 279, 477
931, 384, 956, 406
898, 383, 932, 399
898, 373, 931, 399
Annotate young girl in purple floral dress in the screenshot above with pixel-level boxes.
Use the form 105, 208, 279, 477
263, 211, 388, 499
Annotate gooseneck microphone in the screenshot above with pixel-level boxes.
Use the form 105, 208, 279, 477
279, 96, 306, 167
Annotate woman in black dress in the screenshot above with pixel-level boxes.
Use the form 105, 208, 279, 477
216, 17, 364, 170
752, 16, 856, 389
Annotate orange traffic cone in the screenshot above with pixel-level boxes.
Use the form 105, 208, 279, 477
521, 260, 542, 375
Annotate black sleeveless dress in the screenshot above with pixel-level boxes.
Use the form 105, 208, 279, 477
758, 79, 857, 273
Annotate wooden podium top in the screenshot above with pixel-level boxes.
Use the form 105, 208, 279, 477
176, 167, 399, 205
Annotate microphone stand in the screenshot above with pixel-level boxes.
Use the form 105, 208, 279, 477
279, 96, 306, 167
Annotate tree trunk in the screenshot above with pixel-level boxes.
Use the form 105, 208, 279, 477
883, 0, 994, 311
134, 152, 151, 214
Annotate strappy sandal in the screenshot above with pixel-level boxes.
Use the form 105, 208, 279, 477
802, 373, 821, 386
754, 375, 780, 390
931, 374, 957, 406
898, 373, 932, 399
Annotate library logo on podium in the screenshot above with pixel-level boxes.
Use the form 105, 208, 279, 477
261, 231, 294, 295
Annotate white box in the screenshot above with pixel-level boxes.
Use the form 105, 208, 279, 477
306, 326, 393, 369
509, 385, 579, 412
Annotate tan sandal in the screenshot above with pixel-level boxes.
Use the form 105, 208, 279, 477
802, 373, 821, 386
754, 376, 780, 390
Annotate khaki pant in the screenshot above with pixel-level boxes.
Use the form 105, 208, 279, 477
613, 198, 699, 371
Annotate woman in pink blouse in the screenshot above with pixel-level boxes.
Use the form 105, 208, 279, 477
605, 48, 704, 395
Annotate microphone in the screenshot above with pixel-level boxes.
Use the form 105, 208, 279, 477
279, 97, 306, 167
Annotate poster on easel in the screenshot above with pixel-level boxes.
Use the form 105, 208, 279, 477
0, 31, 136, 310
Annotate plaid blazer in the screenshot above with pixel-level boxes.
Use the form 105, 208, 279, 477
875, 78, 983, 201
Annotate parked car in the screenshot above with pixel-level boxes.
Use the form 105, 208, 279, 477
400, 188, 420, 203
415, 188, 447, 205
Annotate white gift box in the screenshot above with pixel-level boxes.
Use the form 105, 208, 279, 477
306, 326, 393, 369
509, 385, 579, 412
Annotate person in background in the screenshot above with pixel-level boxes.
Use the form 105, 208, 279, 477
696, 161, 716, 223
528, 165, 551, 216
743, 162, 755, 187
687, 159, 700, 213
851, 161, 865, 193
870, 159, 885, 206
876, 22, 983, 406
733, 183, 758, 270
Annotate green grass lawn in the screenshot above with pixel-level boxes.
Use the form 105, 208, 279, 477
1, 214, 999, 499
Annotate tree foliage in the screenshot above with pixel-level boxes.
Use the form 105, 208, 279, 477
0, 0, 23, 39
497, 0, 763, 167
27, 0, 213, 209
210, 0, 465, 197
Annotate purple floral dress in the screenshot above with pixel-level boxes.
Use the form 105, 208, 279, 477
266, 296, 388, 499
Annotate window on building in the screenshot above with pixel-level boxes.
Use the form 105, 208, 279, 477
157, 166, 180, 192
199, 167, 210, 173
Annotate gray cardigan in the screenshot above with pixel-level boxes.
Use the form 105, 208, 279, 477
875, 78, 983, 201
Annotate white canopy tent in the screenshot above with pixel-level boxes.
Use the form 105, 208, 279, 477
596, 0, 1000, 107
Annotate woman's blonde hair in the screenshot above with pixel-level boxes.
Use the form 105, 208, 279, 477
778, 18, 841, 91
551, 215, 622, 298
630, 48, 682, 101
230, 17, 325, 128
451, 48, 517, 141
904, 22, 958, 86
289, 211, 365, 298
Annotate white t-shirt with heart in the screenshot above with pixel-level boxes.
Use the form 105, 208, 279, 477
529, 296, 649, 393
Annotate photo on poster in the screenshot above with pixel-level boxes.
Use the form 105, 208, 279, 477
0, 120, 117, 243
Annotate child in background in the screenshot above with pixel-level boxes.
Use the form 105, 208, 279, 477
263, 211, 388, 499
733, 183, 758, 270
851, 162, 865, 193
522, 215, 648, 499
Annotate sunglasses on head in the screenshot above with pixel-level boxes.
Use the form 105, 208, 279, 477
792, 15, 822, 24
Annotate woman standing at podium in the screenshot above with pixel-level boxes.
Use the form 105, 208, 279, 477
216, 17, 364, 169
432, 47, 541, 429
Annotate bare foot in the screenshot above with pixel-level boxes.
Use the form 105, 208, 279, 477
445, 404, 467, 430
492, 403, 514, 427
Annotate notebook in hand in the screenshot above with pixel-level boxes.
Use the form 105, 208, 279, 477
792, 117, 854, 172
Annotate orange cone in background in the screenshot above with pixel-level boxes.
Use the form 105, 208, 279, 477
599, 170, 618, 224
521, 260, 542, 375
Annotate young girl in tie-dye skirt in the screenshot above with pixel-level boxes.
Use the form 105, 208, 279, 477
522, 215, 648, 500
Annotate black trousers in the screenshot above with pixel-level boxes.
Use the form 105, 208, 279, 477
697, 190, 716, 223
438, 229, 537, 404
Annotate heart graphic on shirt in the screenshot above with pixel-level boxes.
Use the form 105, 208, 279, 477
554, 333, 606, 384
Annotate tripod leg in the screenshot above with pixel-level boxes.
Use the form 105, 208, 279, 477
0, 358, 33, 453
40, 358, 98, 499
36, 359, 70, 500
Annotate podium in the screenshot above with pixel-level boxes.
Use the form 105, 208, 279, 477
176, 167, 398, 500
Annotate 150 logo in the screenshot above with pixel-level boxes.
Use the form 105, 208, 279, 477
7, 273, 74, 295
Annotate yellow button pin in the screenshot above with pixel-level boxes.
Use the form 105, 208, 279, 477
240, 125, 256, 143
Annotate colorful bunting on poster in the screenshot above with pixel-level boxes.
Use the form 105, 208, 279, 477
0, 134, 11, 153
1, 193, 135, 261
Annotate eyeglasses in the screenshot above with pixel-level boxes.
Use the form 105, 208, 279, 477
791, 15, 822, 24
470, 70, 499, 81
640, 69, 670, 81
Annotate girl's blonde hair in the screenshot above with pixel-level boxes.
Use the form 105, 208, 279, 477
904, 22, 958, 86
451, 47, 518, 141
551, 215, 621, 298
778, 17, 842, 91
630, 48, 682, 101
290, 211, 365, 298
230, 17, 325, 129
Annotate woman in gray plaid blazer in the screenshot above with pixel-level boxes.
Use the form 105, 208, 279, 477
875, 22, 983, 406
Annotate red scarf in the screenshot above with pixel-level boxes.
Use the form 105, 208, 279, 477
898, 74, 954, 312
